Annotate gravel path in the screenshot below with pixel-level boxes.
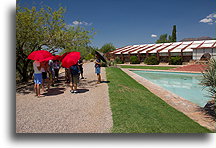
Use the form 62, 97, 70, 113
16, 62, 113, 133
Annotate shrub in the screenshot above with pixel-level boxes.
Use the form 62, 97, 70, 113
114, 57, 124, 64
130, 56, 140, 64
144, 56, 159, 65
201, 58, 216, 117
84, 53, 94, 61
101, 62, 107, 67
169, 56, 182, 65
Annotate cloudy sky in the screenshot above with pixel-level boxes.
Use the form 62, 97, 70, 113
18, 0, 216, 48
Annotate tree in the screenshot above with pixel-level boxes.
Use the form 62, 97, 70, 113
155, 25, 177, 43
100, 43, 116, 53
156, 34, 169, 43
171, 25, 177, 42
16, 4, 94, 82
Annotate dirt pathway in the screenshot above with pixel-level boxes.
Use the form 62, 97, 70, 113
16, 62, 113, 133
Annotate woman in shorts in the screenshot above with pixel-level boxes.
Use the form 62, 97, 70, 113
69, 63, 80, 93
41, 61, 50, 92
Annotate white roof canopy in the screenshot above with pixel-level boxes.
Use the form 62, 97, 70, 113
111, 40, 216, 55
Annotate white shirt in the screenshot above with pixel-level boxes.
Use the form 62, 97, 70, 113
33, 61, 42, 74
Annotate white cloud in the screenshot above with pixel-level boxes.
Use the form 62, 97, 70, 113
200, 13, 216, 24
72, 20, 92, 26
200, 18, 213, 23
151, 34, 157, 38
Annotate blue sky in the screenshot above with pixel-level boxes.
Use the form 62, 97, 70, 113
18, 0, 216, 48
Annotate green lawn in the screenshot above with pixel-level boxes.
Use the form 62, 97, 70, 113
106, 67, 211, 133
120, 65, 176, 70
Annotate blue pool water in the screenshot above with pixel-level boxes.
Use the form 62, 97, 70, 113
131, 70, 210, 107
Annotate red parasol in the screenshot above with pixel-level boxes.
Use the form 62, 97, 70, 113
39, 55, 62, 62
53, 55, 61, 61
60, 52, 70, 61
61, 52, 80, 68
38, 56, 55, 62
27, 50, 52, 61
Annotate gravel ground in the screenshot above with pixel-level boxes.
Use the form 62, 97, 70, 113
16, 62, 113, 133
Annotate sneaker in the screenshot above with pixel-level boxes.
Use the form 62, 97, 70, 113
70, 90, 74, 93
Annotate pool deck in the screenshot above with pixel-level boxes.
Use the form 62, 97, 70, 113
121, 68, 215, 132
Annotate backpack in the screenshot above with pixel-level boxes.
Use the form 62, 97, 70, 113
70, 65, 80, 75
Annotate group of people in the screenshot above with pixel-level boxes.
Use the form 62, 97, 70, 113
33, 59, 61, 97
33, 55, 102, 97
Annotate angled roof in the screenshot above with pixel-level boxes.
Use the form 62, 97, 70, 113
170, 41, 193, 53
130, 44, 152, 54
159, 42, 182, 53
192, 40, 216, 49
110, 40, 216, 55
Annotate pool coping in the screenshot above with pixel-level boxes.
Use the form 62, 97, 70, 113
121, 68, 215, 132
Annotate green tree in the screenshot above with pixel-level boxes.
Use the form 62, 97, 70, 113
171, 25, 177, 42
156, 25, 177, 43
156, 34, 169, 43
16, 4, 94, 82
100, 43, 116, 53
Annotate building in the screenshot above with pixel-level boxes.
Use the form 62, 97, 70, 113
108, 40, 216, 63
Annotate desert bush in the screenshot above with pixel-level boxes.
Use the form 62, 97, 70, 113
114, 57, 124, 64
144, 56, 159, 65
169, 56, 182, 65
201, 58, 215, 117
130, 56, 140, 64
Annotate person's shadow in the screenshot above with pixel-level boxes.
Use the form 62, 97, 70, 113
43, 88, 65, 96
100, 81, 110, 83
77, 89, 89, 93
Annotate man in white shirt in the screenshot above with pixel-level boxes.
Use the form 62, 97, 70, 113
33, 60, 42, 97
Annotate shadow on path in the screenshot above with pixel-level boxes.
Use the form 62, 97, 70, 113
43, 88, 65, 96
100, 81, 110, 83
77, 88, 89, 93
16, 82, 34, 95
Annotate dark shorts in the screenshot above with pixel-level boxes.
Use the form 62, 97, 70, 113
95, 67, 101, 74
42, 72, 47, 79
71, 74, 79, 84
79, 66, 83, 73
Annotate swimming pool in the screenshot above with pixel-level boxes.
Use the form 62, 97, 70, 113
131, 70, 210, 107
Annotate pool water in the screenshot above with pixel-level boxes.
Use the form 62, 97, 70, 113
131, 70, 210, 107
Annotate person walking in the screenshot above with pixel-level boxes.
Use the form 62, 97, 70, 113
78, 59, 84, 79
69, 63, 80, 93
53, 60, 60, 82
41, 61, 50, 92
95, 55, 101, 84
48, 59, 55, 87
33, 60, 42, 97
64, 67, 71, 83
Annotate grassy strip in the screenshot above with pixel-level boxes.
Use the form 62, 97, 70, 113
120, 65, 176, 70
106, 67, 211, 133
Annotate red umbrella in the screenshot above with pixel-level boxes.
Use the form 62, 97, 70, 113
61, 52, 80, 68
53, 55, 61, 61
27, 50, 52, 61
38, 56, 55, 62
60, 52, 70, 61
39, 55, 61, 62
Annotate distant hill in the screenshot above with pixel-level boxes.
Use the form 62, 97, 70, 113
179, 36, 215, 42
